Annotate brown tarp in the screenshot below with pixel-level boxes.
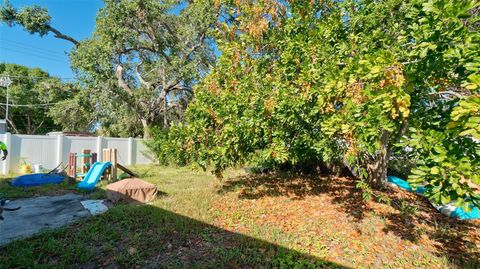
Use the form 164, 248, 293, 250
106, 178, 158, 203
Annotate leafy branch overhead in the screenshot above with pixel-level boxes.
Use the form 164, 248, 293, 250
0, 0, 217, 138
0, 1, 79, 45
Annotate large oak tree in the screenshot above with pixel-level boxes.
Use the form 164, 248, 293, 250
1, 0, 217, 138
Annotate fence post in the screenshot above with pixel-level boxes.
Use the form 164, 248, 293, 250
96, 136, 103, 162
56, 134, 64, 166
2, 132, 11, 175
128, 137, 134, 165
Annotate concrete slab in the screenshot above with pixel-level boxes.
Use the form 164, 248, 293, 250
0, 193, 91, 246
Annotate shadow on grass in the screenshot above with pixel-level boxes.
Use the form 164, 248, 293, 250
0, 204, 348, 268
218, 173, 480, 269
381, 192, 480, 268
218, 173, 368, 221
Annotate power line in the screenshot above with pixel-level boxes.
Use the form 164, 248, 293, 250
0, 46, 67, 62
2, 75, 76, 80
0, 38, 69, 56
0, 102, 59, 107
0, 46, 68, 63
0, 39, 69, 58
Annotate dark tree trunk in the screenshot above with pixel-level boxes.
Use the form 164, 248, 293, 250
366, 130, 390, 188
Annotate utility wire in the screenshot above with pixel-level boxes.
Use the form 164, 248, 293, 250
0, 102, 59, 107
0, 38, 69, 55
2, 75, 76, 80
0, 46, 68, 63
0, 39, 69, 58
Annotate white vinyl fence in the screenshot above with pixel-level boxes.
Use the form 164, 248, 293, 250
0, 133, 156, 175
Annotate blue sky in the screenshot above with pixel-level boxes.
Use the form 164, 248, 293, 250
0, 0, 104, 79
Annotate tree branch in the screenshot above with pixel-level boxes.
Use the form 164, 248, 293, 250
184, 33, 206, 61
115, 64, 134, 96
135, 61, 152, 89
430, 90, 470, 99
46, 25, 80, 46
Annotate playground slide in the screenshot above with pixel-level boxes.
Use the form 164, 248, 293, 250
78, 162, 112, 190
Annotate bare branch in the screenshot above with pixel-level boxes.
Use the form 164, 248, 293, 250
184, 33, 206, 61
429, 89, 472, 99
115, 64, 133, 96
46, 25, 80, 46
135, 61, 152, 90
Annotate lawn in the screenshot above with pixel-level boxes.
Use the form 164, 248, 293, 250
0, 165, 479, 268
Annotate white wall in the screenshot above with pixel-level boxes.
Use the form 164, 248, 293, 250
0, 133, 155, 174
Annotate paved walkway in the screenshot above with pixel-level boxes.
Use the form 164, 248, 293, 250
0, 193, 91, 246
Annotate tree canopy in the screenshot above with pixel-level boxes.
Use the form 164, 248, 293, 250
151, 0, 480, 209
1, 0, 479, 209
1, 0, 218, 138
0, 63, 82, 134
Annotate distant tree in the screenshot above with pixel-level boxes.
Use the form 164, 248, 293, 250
0, 63, 83, 134
0, 0, 217, 138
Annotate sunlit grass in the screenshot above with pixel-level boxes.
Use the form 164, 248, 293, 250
0, 165, 478, 268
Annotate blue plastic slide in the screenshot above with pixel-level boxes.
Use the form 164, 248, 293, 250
78, 162, 111, 190
12, 173, 65, 187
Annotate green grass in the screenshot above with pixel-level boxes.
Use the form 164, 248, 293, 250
0, 165, 343, 269
0, 165, 478, 268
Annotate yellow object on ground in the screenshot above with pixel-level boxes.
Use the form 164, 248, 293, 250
20, 163, 31, 174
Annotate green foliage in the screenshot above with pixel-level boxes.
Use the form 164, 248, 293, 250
0, 63, 80, 134
0, 1, 51, 36
47, 89, 95, 133
70, 0, 217, 137
156, 0, 480, 207
1, 0, 217, 138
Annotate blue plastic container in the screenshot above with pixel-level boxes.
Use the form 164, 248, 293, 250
11, 173, 65, 187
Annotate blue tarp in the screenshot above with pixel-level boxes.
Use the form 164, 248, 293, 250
387, 176, 479, 220
11, 173, 65, 187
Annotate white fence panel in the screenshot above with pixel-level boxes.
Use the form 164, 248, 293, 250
1, 133, 155, 174
105, 138, 130, 165
10, 135, 57, 173
66, 137, 98, 156
134, 139, 154, 165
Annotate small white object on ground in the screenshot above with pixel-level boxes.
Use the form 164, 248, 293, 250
80, 200, 109, 215
33, 164, 42, 173
434, 203, 456, 217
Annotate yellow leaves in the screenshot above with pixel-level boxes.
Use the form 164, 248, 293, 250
185, 138, 195, 151
302, 83, 311, 98
346, 82, 366, 105
207, 108, 220, 125
381, 92, 411, 120
245, 16, 269, 39
379, 64, 405, 88
344, 132, 358, 156
264, 97, 276, 113
397, 96, 411, 118
233, 49, 240, 64
208, 80, 220, 95
214, 0, 221, 10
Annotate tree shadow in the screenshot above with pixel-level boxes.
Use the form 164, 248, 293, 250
0, 204, 349, 268
218, 172, 480, 269
218, 173, 368, 221
380, 189, 480, 268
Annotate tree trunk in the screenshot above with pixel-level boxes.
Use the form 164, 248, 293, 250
162, 67, 169, 129
366, 130, 390, 188
163, 96, 169, 129
141, 118, 152, 139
